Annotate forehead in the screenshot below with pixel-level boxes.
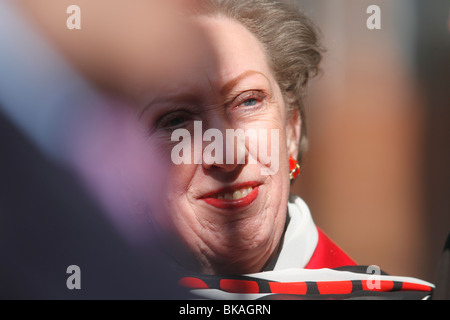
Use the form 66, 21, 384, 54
194, 16, 273, 86
153, 16, 275, 97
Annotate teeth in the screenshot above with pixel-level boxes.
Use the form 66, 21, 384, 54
233, 190, 242, 200
214, 187, 253, 200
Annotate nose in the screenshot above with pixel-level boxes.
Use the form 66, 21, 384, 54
201, 123, 247, 173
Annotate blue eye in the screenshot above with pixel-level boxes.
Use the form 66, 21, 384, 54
232, 90, 266, 111
242, 98, 258, 107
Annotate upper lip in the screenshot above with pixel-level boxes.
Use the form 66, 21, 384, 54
198, 181, 261, 199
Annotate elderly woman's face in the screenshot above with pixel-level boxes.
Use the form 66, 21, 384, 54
140, 17, 300, 274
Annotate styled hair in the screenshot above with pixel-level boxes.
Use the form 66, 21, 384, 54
194, 0, 324, 161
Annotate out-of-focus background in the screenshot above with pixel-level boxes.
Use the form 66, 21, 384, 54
292, 0, 450, 283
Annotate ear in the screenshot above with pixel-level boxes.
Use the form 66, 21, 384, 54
286, 108, 301, 160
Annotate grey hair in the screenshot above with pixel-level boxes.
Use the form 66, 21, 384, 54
194, 0, 324, 161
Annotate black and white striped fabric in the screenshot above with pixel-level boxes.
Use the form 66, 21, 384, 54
180, 266, 434, 300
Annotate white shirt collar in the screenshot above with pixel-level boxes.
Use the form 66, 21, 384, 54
272, 194, 319, 270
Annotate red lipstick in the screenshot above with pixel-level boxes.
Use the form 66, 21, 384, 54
200, 182, 260, 210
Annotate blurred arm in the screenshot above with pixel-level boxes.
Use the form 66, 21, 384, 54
16, 0, 199, 102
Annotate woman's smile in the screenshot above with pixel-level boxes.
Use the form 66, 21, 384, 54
199, 182, 261, 210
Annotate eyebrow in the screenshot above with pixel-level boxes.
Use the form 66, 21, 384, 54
139, 70, 270, 118
219, 70, 270, 96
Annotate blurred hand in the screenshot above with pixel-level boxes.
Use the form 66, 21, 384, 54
17, 0, 204, 102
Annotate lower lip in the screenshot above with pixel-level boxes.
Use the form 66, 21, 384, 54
202, 186, 259, 210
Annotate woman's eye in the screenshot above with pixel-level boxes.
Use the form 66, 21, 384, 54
234, 90, 266, 110
167, 116, 187, 127
242, 98, 258, 107
156, 112, 190, 130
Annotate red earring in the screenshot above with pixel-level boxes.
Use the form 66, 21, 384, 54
289, 156, 300, 180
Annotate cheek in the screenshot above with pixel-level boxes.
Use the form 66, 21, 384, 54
147, 156, 197, 224
165, 163, 197, 203
163, 165, 219, 251
148, 133, 178, 156
242, 118, 289, 178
